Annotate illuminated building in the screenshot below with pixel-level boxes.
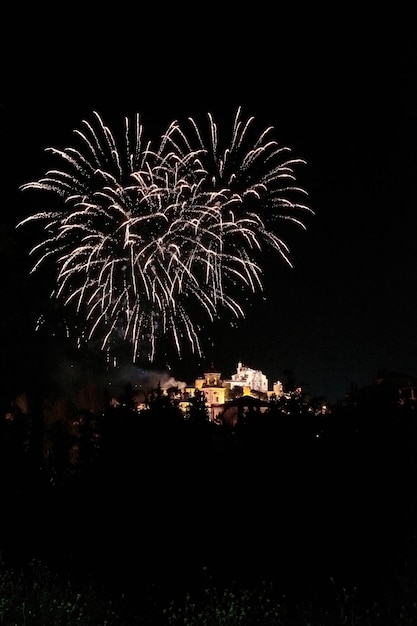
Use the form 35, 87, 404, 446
179, 362, 284, 423
224, 360, 268, 393
193, 363, 226, 421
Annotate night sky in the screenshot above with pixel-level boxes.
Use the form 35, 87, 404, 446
2, 17, 417, 403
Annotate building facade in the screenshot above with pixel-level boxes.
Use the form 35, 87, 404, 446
223, 360, 269, 394
177, 362, 284, 422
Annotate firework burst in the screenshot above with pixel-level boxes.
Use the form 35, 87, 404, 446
18, 108, 313, 362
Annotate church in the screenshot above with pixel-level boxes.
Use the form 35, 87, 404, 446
178, 361, 284, 423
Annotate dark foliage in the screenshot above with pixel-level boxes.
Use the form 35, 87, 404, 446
1, 386, 417, 619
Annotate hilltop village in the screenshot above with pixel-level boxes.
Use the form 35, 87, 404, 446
109, 361, 417, 427
120, 361, 306, 426
179, 361, 288, 422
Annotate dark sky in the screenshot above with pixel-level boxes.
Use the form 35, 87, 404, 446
1, 15, 417, 402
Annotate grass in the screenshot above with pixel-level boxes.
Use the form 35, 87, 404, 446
0, 558, 145, 625
161, 577, 417, 626
1, 559, 417, 625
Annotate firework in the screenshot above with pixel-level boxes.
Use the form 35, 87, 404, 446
18, 108, 312, 362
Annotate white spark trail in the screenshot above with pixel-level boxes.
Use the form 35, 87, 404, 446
18, 107, 313, 363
